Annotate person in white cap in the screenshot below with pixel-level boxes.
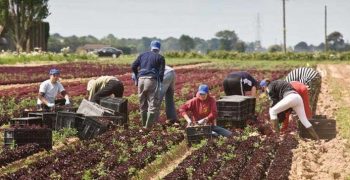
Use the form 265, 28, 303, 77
87, 76, 124, 104
37, 68, 70, 111
131, 40, 165, 129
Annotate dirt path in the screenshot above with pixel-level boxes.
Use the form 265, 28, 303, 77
290, 64, 350, 180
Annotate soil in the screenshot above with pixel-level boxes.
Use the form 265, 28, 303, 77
290, 64, 350, 180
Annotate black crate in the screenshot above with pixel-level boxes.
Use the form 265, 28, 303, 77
217, 119, 246, 129
78, 116, 112, 140
55, 112, 83, 131
186, 126, 213, 145
10, 117, 43, 127
244, 96, 256, 117
299, 118, 336, 140
4, 127, 52, 150
77, 99, 115, 116
100, 97, 128, 122
28, 112, 57, 129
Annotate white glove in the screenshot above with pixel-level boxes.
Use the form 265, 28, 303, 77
65, 99, 70, 105
198, 118, 206, 125
47, 103, 55, 107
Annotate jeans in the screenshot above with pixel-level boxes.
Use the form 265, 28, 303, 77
212, 126, 232, 137
155, 71, 178, 122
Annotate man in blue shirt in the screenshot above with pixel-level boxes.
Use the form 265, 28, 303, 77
132, 40, 165, 129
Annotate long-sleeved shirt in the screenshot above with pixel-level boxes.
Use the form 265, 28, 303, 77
131, 51, 165, 82
87, 76, 118, 100
179, 93, 217, 125
267, 80, 296, 107
285, 67, 320, 86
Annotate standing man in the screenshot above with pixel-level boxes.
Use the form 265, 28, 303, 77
87, 76, 124, 104
37, 68, 70, 111
285, 67, 321, 115
223, 71, 258, 97
132, 40, 165, 129
154, 65, 178, 125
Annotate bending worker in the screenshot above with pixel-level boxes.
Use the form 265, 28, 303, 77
179, 84, 232, 137
131, 40, 165, 129
223, 71, 258, 97
260, 79, 319, 140
37, 68, 70, 111
87, 76, 124, 104
285, 67, 321, 115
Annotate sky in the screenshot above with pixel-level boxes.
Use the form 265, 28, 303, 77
45, 0, 350, 47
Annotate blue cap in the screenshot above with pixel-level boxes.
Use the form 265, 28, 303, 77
259, 79, 268, 88
49, 68, 60, 75
198, 84, 209, 94
150, 40, 161, 50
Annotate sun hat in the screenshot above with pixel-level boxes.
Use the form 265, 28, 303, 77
198, 84, 209, 94
150, 40, 161, 50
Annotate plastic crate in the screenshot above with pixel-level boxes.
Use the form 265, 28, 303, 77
55, 112, 83, 131
28, 112, 57, 129
78, 116, 112, 140
77, 99, 114, 116
186, 126, 213, 145
10, 117, 43, 127
4, 127, 52, 150
299, 117, 336, 140
100, 97, 128, 122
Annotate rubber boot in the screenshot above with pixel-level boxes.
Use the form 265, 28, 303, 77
141, 112, 148, 127
145, 113, 156, 129
306, 126, 320, 140
271, 120, 280, 136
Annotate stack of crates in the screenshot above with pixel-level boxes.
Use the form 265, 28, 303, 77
28, 112, 57, 129
100, 97, 128, 124
186, 126, 212, 145
217, 95, 255, 128
299, 115, 336, 140
4, 127, 52, 150
78, 116, 124, 140
55, 112, 83, 131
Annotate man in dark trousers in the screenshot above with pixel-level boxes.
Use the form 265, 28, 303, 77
223, 71, 258, 97
285, 67, 321, 115
87, 76, 124, 104
132, 40, 165, 129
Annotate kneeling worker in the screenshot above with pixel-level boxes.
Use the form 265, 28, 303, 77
179, 84, 232, 137
37, 68, 71, 111
87, 76, 124, 104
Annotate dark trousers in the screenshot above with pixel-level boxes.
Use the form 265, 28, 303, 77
91, 80, 124, 104
223, 76, 243, 96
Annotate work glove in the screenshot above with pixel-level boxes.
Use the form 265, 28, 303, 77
65, 99, 70, 105
47, 103, 55, 108
197, 118, 207, 125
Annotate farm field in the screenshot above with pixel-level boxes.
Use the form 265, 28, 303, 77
0, 57, 349, 179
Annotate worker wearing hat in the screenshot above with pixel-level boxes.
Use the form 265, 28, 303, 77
37, 68, 71, 111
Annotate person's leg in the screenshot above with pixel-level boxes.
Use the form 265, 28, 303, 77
154, 73, 171, 123
143, 79, 158, 128
164, 72, 178, 123
309, 76, 321, 115
138, 78, 148, 126
212, 126, 232, 137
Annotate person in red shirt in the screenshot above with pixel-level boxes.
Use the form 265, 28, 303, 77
179, 84, 232, 137
280, 81, 313, 132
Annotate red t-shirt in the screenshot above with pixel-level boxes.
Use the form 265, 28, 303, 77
179, 93, 217, 125
290, 81, 312, 119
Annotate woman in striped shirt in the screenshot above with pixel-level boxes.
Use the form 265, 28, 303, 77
285, 67, 321, 115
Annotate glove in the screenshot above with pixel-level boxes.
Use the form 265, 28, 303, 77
47, 103, 55, 108
65, 99, 70, 105
198, 118, 206, 125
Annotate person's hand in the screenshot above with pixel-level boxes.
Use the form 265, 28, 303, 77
65, 99, 70, 105
186, 121, 192, 127
47, 103, 55, 108
197, 118, 207, 125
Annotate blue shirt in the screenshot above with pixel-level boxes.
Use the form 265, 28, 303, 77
131, 51, 165, 82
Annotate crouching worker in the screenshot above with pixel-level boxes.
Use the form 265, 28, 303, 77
87, 76, 124, 104
37, 68, 71, 111
179, 84, 232, 137
260, 79, 319, 140
223, 71, 258, 97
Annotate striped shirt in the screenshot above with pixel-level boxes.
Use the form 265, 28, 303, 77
285, 67, 320, 86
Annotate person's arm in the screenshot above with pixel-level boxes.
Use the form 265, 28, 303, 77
179, 99, 195, 126
159, 56, 165, 82
251, 86, 257, 97
61, 90, 70, 105
131, 55, 141, 77
38, 92, 51, 106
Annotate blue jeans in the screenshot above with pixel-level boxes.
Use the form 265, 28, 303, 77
212, 126, 232, 137
155, 71, 178, 122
